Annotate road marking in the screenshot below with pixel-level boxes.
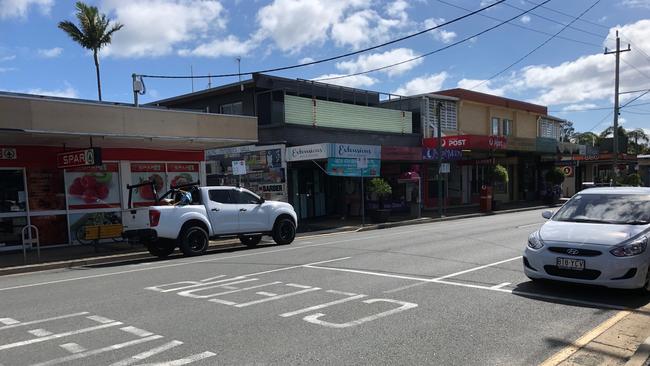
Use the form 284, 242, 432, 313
28, 328, 53, 337
59, 342, 86, 354
0, 318, 19, 325
383, 282, 428, 294
0, 312, 89, 331
110, 340, 184, 366
234, 285, 320, 308
538, 310, 631, 366
200, 275, 227, 282
516, 222, 543, 228
0, 216, 478, 291
302, 299, 418, 328
280, 291, 367, 317
256, 291, 277, 297
120, 326, 154, 337
179, 280, 279, 299
31, 335, 163, 366
430, 256, 522, 281
490, 282, 511, 289
0, 322, 122, 351
87, 315, 115, 324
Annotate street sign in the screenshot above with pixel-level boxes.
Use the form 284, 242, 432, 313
232, 160, 247, 175
57, 148, 102, 169
439, 163, 450, 174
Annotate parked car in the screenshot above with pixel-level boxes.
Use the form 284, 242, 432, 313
123, 183, 298, 258
524, 187, 650, 293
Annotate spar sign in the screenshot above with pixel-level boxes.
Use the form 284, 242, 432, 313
57, 148, 102, 169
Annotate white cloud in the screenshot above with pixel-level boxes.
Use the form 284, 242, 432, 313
178, 36, 254, 58
101, 0, 227, 58
11, 83, 78, 98
561, 103, 598, 112
37, 47, 63, 58
0, 67, 17, 73
622, 0, 650, 9
520, 15, 531, 24
423, 18, 457, 44
0, 0, 53, 19
393, 72, 448, 96
299, 57, 315, 64
457, 78, 508, 96
335, 48, 422, 77
312, 74, 377, 88
0, 55, 16, 62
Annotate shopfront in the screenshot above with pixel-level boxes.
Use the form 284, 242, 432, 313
0, 146, 206, 250
285, 143, 381, 219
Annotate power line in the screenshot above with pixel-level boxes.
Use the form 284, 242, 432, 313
549, 101, 650, 113
621, 89, 650, 108
470, 0, 602, 91
503, 1, 610, 41
434, 0, 601, 48
315, 0, 552, 82
137, 0, 506, 80
587, 111, 613, 132
621, 58, 650, 82
522, 0, 611, 30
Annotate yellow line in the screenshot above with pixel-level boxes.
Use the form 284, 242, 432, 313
539, 310, 631, 366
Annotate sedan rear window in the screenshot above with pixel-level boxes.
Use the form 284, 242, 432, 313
554, 194, 650, 224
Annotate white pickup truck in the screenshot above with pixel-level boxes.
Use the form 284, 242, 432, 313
122, 184, 298, 258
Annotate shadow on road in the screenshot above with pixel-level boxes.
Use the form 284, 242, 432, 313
512, 280, 650, 313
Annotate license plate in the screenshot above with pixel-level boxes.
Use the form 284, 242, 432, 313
556, 257, 585, 271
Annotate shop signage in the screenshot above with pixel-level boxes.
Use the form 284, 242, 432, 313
422, 135, 507, 150
332, 143, 381, 159
327, 157, 380, 177
232, 160, 247, 175
422, 148, 462, 161
286, 144, 329, 162
561, 166, 574, 177
57, 148, 102, 169
381, 146, 421, 161
356, 157, 368, 169
1, 148, 17, 160
259, 183, 285, 193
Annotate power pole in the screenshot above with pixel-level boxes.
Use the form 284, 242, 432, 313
604, 30, 630, 180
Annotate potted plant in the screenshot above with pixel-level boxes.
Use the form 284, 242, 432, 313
544, 167, 565, 204
367, 178, 392, 222
489, 164, 509, 211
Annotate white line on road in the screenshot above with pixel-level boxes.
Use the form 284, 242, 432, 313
430, 256, 522, 281
0, 318, 19, 325
109, 340, 184, 366
59, 342, 86, 354
120, 326, 154, 338
31, 335, 163, 366
0, 312, 89, 331
490, 282, 511, 289
383, 282, 428, 294
28, 329, 53, 337
87, 315, 115, 324
0, 322, 122, 351
280, 292, 367, 317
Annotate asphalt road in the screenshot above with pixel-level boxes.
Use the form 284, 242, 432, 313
1, 209, 649, 366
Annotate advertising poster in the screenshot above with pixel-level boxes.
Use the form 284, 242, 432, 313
65, 163, 120, 209
69, 211, 122, 245
327, 158, 380, 177
27, 168, 65, 211
167, 163, 199, 188
130, 163, 166, 206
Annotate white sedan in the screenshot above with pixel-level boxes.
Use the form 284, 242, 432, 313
524, 187, 650, 293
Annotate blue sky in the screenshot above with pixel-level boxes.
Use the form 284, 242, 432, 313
1, 0, 649, 136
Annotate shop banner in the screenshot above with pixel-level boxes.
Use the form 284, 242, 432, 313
286, 144, 329, 161
65, 163, 120, 209
130, 163, 166, 206
57, 148, 102, 169
422, 149, 463, 161
327, 158, 380, 177
381, 146, 422, 161
331, 144, 381, 159
423, 135, 507, 150
167, 163, 200, 187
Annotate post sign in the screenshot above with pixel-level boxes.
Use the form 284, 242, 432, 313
423, 135, 507, 150
231, 160, 247, 175
57, 148, 102, 169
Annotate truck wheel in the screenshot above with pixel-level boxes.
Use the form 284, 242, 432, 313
272, 218, 295, 245
240, 235, 262, 247
146, 240, 175, 258
178, 226, 209, 256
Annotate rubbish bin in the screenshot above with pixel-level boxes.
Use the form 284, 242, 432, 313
480, 186, 493, 212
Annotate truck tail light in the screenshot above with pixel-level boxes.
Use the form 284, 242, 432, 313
149, 210, 161, 227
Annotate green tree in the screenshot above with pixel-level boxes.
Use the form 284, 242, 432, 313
58, 2, 123, 101
626, 128, 649, 154
367, 178, 392, 209
573, 132, 599, 146
599, 125, 627, 139
560, 121, 575, 142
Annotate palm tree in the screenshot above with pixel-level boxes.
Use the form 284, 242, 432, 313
58, 2, 123, 101
599, 125, 626, 139
627, 128, 649, 154
574, 132, 599, 146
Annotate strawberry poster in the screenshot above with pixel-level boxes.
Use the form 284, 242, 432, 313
130, 163, 166, 206
65, 163, 120, 209
167, 163, 199, 188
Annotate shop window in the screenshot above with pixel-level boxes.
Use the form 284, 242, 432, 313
0, 169, 26, 213
65, 163, 121, 209
491, 118, 500, 136
69, 211, 122, 245
27, 168, 65, 211
502, 119, 512, 136
130, 163, 166, 206
29, 215, 68, 246
0, 216, 27, 249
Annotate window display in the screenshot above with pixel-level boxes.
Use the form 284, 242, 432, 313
27, 168, 65, 211
130, 163, 166, 206
0, 169, 26, 213
65, 163, 120, 209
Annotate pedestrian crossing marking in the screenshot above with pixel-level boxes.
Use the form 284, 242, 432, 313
59, 342, 86, 354
28, 328, 53, 337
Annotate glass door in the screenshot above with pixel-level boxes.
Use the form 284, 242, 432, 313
0, 168, 29, 251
